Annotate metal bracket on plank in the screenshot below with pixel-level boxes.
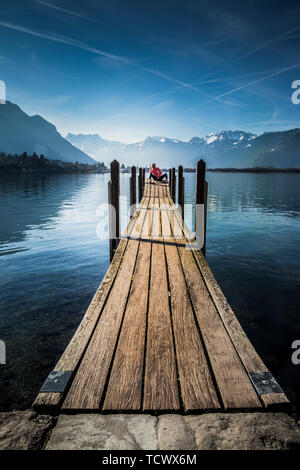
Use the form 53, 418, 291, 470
249, 371, 283, 396
39, 370, 73, 393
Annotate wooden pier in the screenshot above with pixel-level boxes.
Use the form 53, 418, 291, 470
33, 161, 289, 413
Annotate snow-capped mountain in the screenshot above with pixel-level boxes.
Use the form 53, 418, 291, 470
67, 129, 300, 168
2, 100, 299, 168
65, 133, 124, 162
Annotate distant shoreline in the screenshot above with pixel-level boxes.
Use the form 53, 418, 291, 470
0, 151, 109, 175
184, 167, 300, 173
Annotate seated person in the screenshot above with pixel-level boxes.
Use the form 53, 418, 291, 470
149, 163, 168, 182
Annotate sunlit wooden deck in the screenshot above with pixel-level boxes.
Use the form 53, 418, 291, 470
33, 181, 289, 413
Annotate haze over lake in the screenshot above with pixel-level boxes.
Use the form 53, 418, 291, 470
0, 172, 299, 411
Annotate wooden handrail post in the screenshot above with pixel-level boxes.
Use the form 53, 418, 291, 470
195, 159, 207, 257
169, 168, 172, 193
138, 167, 143, 202
178, 165, 184, 220
171, 167, 176, 203
130, 165, 136, 218
108, 159, 120, 261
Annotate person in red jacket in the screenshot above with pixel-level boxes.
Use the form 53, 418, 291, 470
149, 163, 168, 183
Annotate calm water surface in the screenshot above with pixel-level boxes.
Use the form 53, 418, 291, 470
0, 172, 299, 412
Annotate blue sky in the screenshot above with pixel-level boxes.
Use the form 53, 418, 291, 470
0, 0, 300, 142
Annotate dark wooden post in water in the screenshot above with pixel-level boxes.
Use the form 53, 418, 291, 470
178, 165, 184, 220
130, 165, 136, 218
169, 168, 172, 192
142, 168, 145, 193
171, 167, 176, 203
195, 159, 208, 257
138, 167, 143, 202
108, 159, 120, 262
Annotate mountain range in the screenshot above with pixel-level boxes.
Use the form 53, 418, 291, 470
0, 102, 95, 164
1, 101, 300, 168
67, 129, 300, 169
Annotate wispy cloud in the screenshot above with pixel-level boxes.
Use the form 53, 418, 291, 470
0, 19, 235, 106
139, 66, 242, 106
187, 68, 282, 86
46, 94, 71, 104
0, 20, 131, 64
153, 100, 172, 111
191, 62, 300, 109
33, 0, 97, 23
233, 23, 300, 65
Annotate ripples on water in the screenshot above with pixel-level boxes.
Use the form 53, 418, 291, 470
0, 172, 299, 411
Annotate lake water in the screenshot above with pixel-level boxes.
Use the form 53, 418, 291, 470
0, 172, 299, 412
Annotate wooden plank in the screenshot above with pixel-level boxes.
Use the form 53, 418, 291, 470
62, 239, 140, 410
130, 198, 148, 238
143, 240, 180, 411
164, 197, 184, 242
171, 199, 289, 408
33, 238, 128, 410
160, 195, 171, 238
102, 240, 151, 410
191, 249, 289, 409
124, 193, 148, 237
34, 191, 150, 410
144, 181, 149, 199
62, 200, 150, 410
164, 239, 221, 411
162, 197, 262, 409
142, 205, 152, 239
142, 182, 155, 239
151, 194, 160, 239
178, 245, 262, 410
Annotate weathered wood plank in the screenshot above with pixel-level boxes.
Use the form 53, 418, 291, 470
33, 192, 151, 410
33, 238, 128, 410
164, 239, 221, 411
170, 201, 289, 409
102, 240, 151, 411
163, 199, 260, 409
62, 200, 150, 410
179, 250, 262, 409
143, 241, 180, 411
62, 239, 140, 410
130, 199, 148, 238
151, 196, 161, 239
161, 196, 171, 237
191, 249, 289, 408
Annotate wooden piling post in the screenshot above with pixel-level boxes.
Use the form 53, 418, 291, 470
203, 180, 208, 258
108, 159, 120, 262
138, 167, 143, 202
178, 165, 184, 220
142, 168, 145, 193
169, 168, 172, 192
130, 165, 136, 218
195, 159, 207, 257
171, 167, 176, 203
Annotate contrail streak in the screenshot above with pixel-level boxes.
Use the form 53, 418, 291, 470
34, 0, 97, 22
191, 62, 300, 109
